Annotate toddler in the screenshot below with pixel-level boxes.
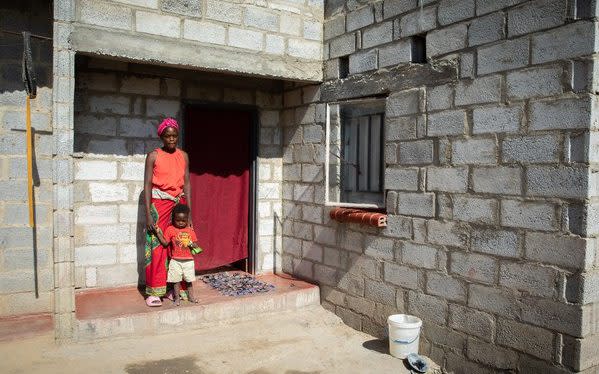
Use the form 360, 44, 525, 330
154, 204, 202, 306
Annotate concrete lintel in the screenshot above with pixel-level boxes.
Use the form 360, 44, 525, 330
70, 25, 323, 83
320, 61, 458, 101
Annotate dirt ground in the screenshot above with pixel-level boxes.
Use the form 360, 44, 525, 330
0, 306, 439, 374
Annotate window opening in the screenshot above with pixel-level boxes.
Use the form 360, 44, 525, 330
326, 98, 386, 208
411, 35, 426, 64
339, 56, 349, 79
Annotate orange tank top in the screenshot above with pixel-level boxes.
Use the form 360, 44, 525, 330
152, 148, 186, 197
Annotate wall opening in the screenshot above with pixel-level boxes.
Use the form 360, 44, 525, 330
411, 35, 426, 64
339, 56, 350, 79
325, 98, 386, 209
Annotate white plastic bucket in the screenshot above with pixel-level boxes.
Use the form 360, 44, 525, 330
388, 314, 422, 359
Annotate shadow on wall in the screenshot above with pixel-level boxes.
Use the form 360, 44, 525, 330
136, 191, 146, 288
0, 1, 54, 305
277, 102, 401, 338
0, 0, 53, 91
73, 56, 175, 157
272, 212, 282, 273
1, 9, 53, 171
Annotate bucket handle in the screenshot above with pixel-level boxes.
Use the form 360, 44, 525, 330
393, 336, 419, 345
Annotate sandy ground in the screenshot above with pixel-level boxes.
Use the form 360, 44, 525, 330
0, 306, 439, 374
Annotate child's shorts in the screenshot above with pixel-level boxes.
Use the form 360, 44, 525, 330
167, 259, 195, 283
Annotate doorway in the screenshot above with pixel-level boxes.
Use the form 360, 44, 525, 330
183, 105, 257, 273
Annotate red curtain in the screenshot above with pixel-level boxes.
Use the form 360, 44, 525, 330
184, 107, 250, 270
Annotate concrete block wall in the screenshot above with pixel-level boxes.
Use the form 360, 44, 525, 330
281, 1, 599, 373
71, 0, 324, 81
0, 2, 55, 317
574, 17, 599, 374
257, 106, 285, 274
73, 56, 283, 289
49, 0, 297, 336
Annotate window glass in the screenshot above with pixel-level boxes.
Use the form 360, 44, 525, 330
326, 98, 386, 208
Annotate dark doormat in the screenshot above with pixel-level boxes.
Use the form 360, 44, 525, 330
200, 272, 275, 296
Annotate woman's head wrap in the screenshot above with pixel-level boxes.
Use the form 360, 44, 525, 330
157, 118, 179, 136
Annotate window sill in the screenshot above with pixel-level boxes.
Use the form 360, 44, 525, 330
329, 207, 387, 227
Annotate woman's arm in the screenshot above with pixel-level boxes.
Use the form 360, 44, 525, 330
144, 151, 157, 231
182, 150, 193, 225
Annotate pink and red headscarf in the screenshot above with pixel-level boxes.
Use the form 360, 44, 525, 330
157, 118, 179, 136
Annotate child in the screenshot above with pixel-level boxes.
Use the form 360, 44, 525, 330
154, 204, 202, 306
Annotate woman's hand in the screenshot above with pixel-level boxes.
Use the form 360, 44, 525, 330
152, 224, 169, 247
146, 215, 155, 232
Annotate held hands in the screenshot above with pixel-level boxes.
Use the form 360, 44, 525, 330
152, 224, 164, 237
152, 224, 168, 247
146, 215, 155, 232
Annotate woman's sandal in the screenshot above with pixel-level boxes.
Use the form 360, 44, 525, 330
174, 298, 181, 306
188, 296, 199, 303
145, 296, 162, 307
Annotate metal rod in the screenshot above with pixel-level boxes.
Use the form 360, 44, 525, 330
0, 29, 52, 41
26, 95, 34, 227
26, 94, 39, 298
325, 104, 331, 205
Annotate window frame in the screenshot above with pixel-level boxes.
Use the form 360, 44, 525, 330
325, 97, 387, 209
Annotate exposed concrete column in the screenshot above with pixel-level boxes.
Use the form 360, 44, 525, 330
52, 0, 76, 341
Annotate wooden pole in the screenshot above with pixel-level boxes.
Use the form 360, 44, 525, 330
26, 95, 34, 228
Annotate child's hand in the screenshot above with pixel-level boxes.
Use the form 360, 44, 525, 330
152, 224, 161, 234
190, 242, 203, 255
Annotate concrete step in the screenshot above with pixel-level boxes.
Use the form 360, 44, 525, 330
75, 272, 319, 341
0, 313, 53, 342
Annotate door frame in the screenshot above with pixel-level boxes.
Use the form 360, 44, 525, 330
181, 101, 259, 274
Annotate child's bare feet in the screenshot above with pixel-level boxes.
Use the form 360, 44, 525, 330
187, 283, 199, 303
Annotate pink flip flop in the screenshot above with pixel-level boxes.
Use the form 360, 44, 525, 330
145, 296, 162, 307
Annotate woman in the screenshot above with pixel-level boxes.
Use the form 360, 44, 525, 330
144, 118, 192, 307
